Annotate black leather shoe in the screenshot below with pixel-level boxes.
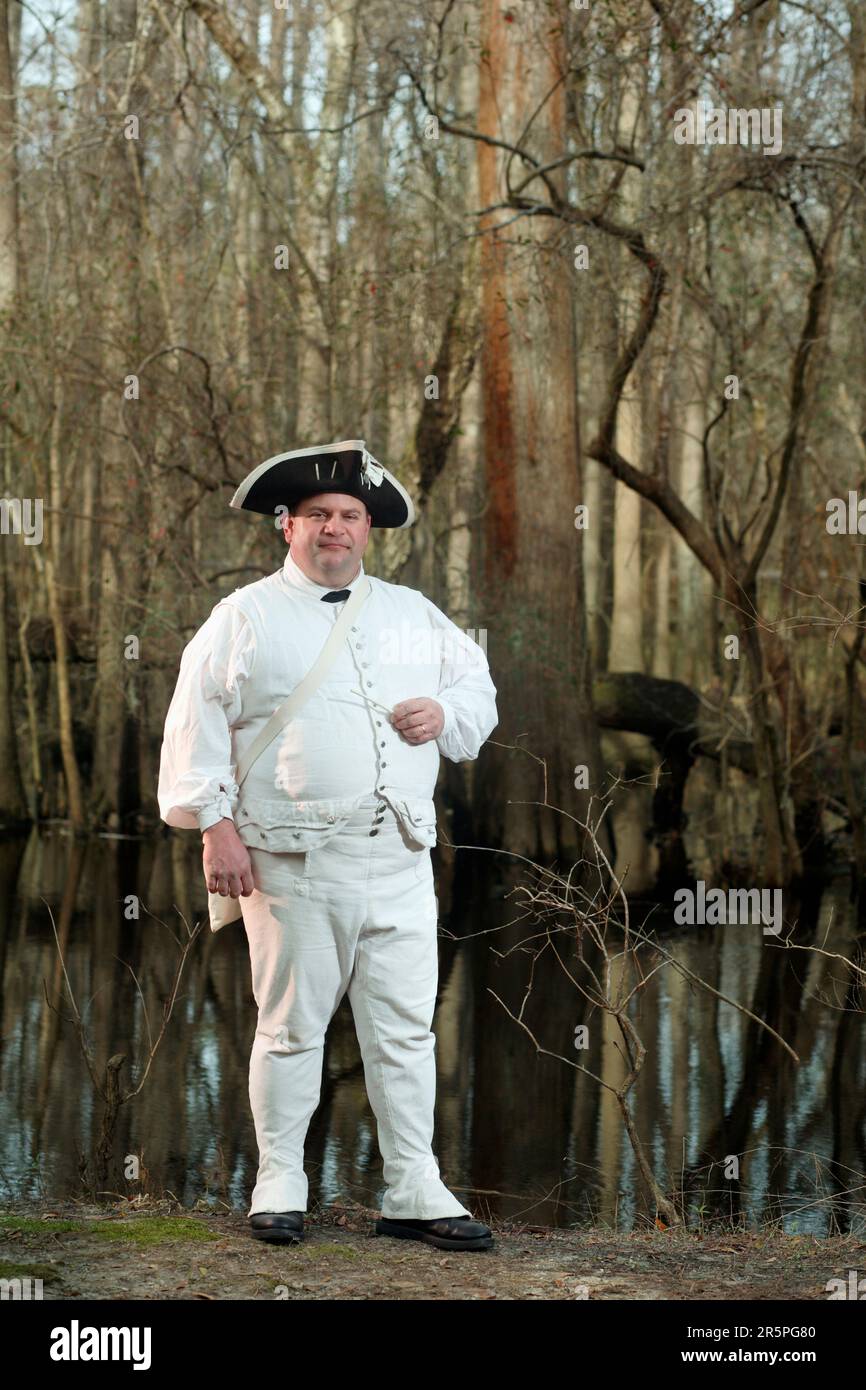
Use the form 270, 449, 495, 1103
249, 1211, 305, 1243
374, 1215, 493, 1250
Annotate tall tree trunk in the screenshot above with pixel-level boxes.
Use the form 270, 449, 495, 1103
89, 0, 146, 826
607, 17, 646, 673
606, 11, 653, 885
0, 0, 29, 823
0, 551, 27, 824
474, 0, 601, 861
0, 0, 18, 307
675, 394, 708, 688
41, 374, 86, 830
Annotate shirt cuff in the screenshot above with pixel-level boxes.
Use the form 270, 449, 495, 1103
435, 696, 456, 741
198, 800, 233, 833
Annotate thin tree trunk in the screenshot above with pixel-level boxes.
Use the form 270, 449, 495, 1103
42, 375, 86, 830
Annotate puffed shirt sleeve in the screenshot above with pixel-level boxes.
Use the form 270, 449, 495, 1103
157, 600, 255, 832
420, 595, 498, 762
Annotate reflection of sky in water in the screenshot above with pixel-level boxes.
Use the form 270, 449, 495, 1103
656, 976, 673, 1113
719, 936, 763, 1110
352, 1123, 375, 1200
688, 1036, 701, 1167
320, 1135, 344, 1205
618, 1121, 636, 1232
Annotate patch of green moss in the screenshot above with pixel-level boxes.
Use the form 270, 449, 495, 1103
92, 1218, 220, 1245
0, 1212, 218, 1245
0, 1214, 85, 1235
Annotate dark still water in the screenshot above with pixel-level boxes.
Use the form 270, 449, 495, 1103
1, 829, 864, 1235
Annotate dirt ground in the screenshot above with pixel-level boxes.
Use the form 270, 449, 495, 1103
1, 1198, 863, 1300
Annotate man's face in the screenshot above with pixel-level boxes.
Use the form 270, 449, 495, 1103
281, 492, 372, 586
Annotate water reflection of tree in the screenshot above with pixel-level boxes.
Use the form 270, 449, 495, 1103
42, 871, 206, 1198
451, 790, 866, 1233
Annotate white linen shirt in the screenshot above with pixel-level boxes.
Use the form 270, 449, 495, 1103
157, 548, 498, 854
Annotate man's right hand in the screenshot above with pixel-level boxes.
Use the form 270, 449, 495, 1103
203, 818, 254, 898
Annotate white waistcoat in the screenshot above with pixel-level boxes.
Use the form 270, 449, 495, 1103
157, 550, 498, 854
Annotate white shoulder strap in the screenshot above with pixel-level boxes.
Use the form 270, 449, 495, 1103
235, 577, 371, 787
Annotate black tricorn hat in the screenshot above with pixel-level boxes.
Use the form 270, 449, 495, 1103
229, 439, 415, 529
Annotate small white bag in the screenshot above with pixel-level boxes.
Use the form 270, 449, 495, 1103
205, 579, 372, 930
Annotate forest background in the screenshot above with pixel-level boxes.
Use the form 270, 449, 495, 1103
0, 0, 864, 902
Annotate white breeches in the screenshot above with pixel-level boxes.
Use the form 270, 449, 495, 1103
240, 794, 472, 1220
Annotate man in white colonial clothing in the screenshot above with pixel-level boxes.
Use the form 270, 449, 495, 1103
157, 440, 497, 1251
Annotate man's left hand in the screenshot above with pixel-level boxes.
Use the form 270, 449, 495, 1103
390, 697, 444, 744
